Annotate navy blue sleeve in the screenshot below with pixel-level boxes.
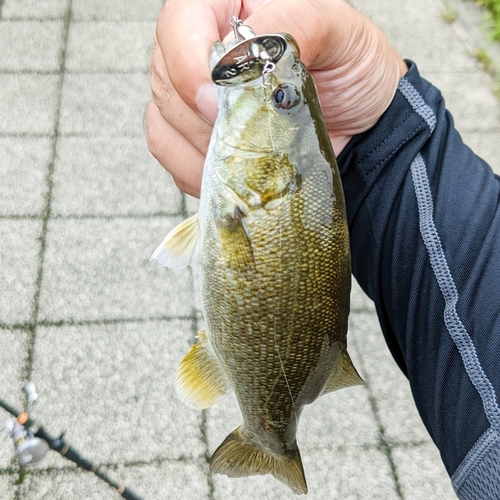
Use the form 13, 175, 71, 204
337, 61, 500, 499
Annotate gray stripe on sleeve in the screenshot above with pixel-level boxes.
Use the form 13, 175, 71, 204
452, 426, 500, 499
410, 153, 500, 432
398, 78, 437, 133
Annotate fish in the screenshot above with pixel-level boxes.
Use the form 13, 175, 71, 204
151, 22, 363, 495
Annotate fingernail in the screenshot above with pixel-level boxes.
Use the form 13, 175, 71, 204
195, 83, 219, 124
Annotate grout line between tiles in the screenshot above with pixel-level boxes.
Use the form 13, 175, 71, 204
349, 340, 405, 499
0, 315, 198, 332
0, 215, 43, 220
366, 391, 404, 499
0, 438, 439, 477
0, 16, 62, 21
24, 0, 73, 385
0, 213, 184, 221
200, 410, 215, 500
0, 455, 204, 476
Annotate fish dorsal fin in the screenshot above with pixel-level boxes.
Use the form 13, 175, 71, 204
150, 213, 201, 269
321, 350, 364, 395
175, 329, 232, 410
210, 427, 308, 495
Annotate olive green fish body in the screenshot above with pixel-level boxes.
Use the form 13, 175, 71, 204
152, 34, 362, 495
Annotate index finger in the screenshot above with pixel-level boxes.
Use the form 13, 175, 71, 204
156, 0, 239, 122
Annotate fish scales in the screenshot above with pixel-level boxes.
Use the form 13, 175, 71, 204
152, 28, 363, 495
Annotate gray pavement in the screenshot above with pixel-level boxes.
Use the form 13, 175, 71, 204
0, 0, 499, 498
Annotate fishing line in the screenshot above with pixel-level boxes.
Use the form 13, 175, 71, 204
273, 318, 298, 428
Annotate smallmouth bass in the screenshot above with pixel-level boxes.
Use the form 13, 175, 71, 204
152, 19, 363, 495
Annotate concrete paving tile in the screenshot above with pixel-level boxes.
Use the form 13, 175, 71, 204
393, 443, 457, 499
370, 20, 477, 74
58, 73, 150, 137
302, 447, 399, 499
1, 0, 68, 19
0, 329, 29, 407
190, 267, 204, 314
0, 220, 42, 325
66, 22, 155, 73
51, 137, 182, 217
212, 470, 292, 499
0, 74, 59, 135
204, 392, 241, 453
350, 0, 440, 19
37, 217, 194, 322
424, 71, 500, 133
111, 461, 209, 499
71, 0, 164, 21
460, 130, 500, 175
298, 386, 378, 452
0, 475, 16, 500
350, 277, 375, 312
185, 194, 200, 216
31, 320, 204, 465
0, 430, 17, 472
15, 469, 119, 499
0, 21, 63, 71
348, 312, 431, 445
211, 447, 399, 499
0, 137, 51, 217
0, 329, 30, 468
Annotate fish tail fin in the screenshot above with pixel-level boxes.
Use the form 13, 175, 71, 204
175, 330, 231, 410
210, 427, 308, 495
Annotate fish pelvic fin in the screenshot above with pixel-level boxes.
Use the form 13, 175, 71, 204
150, 213, 200, 269
210, 427, 308, 495
322, 349, 364, 395
175, 329, 231, 410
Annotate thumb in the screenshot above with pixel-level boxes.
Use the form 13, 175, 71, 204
155, 0, 234, 123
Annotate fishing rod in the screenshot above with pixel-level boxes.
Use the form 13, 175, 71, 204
2, 383, 142, 500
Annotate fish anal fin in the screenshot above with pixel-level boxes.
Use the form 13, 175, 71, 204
150, 213, 200, 269
210, 427, 308, 495
322, 350, 364, 395
175, 329, 231, 410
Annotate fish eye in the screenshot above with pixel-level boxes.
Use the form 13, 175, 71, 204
272, 83, 301, 112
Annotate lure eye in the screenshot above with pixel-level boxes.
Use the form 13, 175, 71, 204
272, 83, 301, 112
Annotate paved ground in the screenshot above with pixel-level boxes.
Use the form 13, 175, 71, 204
1, 0, 499, 499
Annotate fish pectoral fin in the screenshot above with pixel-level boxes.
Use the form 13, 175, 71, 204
150, 213, 201, 269
321, 350, 364, 394
210, 427, 308, 495
215, 207, 254, 269
175, 329, 231, 410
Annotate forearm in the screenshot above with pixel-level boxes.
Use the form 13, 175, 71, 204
338, 61, 500, 496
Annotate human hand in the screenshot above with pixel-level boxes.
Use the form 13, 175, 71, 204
146, 0, 408, 198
